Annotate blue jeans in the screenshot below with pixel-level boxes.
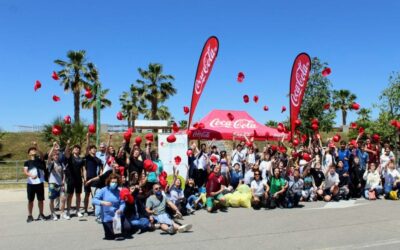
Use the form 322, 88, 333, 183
384, 183, 393, 195
130, 217, 150, 231
186, 195, 197, 210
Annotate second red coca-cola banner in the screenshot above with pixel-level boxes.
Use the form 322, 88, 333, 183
188, 36, 219, 129
289, 53, 311, 138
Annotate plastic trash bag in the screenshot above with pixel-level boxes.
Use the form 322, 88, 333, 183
113, 214, 122, 234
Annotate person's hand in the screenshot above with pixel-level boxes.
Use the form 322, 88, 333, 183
30, 174, 37, 179
32, 141, 38, 147
66, 139, 71, 145
273, 193, 278, 199
102, 201, 112, 206
85, 180, 91, 186
343, 173, 349, 177
116, 209, 122, 215
149, 216, 154, 223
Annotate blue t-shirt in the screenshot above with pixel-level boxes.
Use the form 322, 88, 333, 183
338, 149, 350, 172
85, 154, 102, 180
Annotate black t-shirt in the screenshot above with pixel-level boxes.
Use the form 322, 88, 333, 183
310, 168, 325, 187
67, 155, 85, 181
184, 185, 198, 198
24, 158, 46, 175
128, 157, 143, 175
85, 154, 102, 180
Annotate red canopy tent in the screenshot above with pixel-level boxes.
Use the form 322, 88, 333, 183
186, 110, 287, 141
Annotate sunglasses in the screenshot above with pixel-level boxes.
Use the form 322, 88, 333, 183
154, 187, 160, 191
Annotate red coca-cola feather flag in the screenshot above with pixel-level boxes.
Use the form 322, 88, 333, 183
289, 53, 311, 139
188, 36, 219, 129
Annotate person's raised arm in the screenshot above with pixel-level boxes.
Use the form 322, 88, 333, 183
64, 139, 71, 159
86, 133, 90, 155
107, 132, 112, 149
47, 141, 57, 165
33, 141, 44, 160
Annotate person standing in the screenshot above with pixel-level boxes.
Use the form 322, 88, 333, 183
23, 143, 46, 222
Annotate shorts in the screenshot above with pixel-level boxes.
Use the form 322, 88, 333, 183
66, 181, 83, 194
206, 193, 224, 209
27, 183, 45, 202
48, 183, 64, 200
154, 213, 174, 226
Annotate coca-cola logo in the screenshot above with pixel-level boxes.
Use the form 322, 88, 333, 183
290, 61, 309, 107
209, 118, 256, 129
194, 45, 217, 95
192, 131, 210, 138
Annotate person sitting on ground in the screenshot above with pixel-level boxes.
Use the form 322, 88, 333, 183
145, 183, 192, 235
47, 142, 68, 220
382, 159, 400, 199
287, 169, 304, 208
230, 162, 243, 190
92, 173, 126, 241
336, 160, 350, 200
206, 164, 227, 213
363, 162, 382, 199
168, 165, 185, 214
24, 142, 46, 222
349, 156, 362, 198
268, 167, 288, 209
123, 185, 152, 234
301, 166, 317, 201
184, 177, 202, 213
250, 170, 269, 209
323, 165, 340, 202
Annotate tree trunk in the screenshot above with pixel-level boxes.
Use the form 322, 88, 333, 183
151, 97, 157, 120
73, 90, 80, 124
342, 109, 347, 126
93, 106, 97, 126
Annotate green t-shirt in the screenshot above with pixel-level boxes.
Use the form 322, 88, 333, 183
269, 177, 286, 194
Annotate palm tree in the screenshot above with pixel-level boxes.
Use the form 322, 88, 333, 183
332, 89, 357, 126
119, 84, 147, 128
55, 50, 89, 123
143, 105, 172, 121
179, 120, 188, 129
82, 63, 112, 125
136, 63, 176, 120
357, 108, 371, 123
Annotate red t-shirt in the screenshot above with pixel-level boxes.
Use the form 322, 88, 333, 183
206, 173, 225, 197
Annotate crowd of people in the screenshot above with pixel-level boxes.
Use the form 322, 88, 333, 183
23, 132, 400, 240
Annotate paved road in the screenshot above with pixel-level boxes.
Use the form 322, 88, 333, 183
1, 189, 400, 250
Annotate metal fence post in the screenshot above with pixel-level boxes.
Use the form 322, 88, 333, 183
16, 161, 19, 182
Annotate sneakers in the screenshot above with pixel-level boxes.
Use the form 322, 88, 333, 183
188, 208, 195, 214
77, 212, 84, 218
51, 213, 58, 221
167, 226, 176, 235
62, 212, 71, 220
26, 215, 34, 223
154, 223, 161, 229
178, 224, 192, 233
37, 214, 47, 221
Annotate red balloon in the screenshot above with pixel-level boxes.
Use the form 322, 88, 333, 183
167, 134, 176, 143
52, 71, 59, 80
34, 80, 42, 91
323, 103, 331, 110
350, 122, 358, 129
372, 134, 380, 142
174, 156, 182, 165
358, 127, 365, 135
271, 145, 278, 151
253, 95, 259, 103
227, 112, 235, 121
321, 67, 331, 77
301, 134, 307, 143
333, 134, 341, 142
64, 115, 71, 125
277, 123, 284, 133
172, 122, 180, 133
281, 106, 286, 113
294, 119, 302, 127
311, 118, 319, 124
193, 122, 199, 129
144, 159, 157, 172
292, 139, 299, 147
123, 131, 132, 141
351, 103, 360, 110
183, 106, 190, 115
186, 149, 193, 157
52, 125, 62, 136
52, 95, 61, 102
263, 105, 269, 111
198, 123, 205, 129
88, 124, 96, 134
116, 112, 124, 121
237, 72, 245, 83
303, 153, 312, 161
145, 133, 154, 142
243, 95, 249, 103
311, 123, 319, 131
134, 136, 142, 145
85, 90, 93, 99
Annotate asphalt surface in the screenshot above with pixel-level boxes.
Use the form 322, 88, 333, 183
1, 189, 400, 250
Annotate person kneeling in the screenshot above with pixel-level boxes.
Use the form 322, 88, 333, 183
268, 167, 288, 209
146, 184, 192, 235
92, 174, 126, 241
250, 171, 269, 209
206, 165, 227, 212
323, 165, 340, 202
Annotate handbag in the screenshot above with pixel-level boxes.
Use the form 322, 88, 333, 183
368, 190, 376, 200
112, 214, 122, 234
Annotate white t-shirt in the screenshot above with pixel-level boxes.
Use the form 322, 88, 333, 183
195, 153, 208, 170
324, 172, 339, 189
251, 179, 267, 196
380, 154, 393, 169
259, 160, 272, 180
244, 170, 254, 185
247, 153, 256, 165
231, 150, 245, 166
168, 186, 184, 205
383, 168, 400, 185
323, 154, 333, 173
48, 161, 64, 185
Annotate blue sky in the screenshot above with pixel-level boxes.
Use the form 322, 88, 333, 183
1, 0, 399, 132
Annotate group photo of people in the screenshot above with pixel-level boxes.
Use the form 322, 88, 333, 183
23, 128, 400, 240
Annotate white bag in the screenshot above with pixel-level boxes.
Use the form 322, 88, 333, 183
112, 214, 121, 235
